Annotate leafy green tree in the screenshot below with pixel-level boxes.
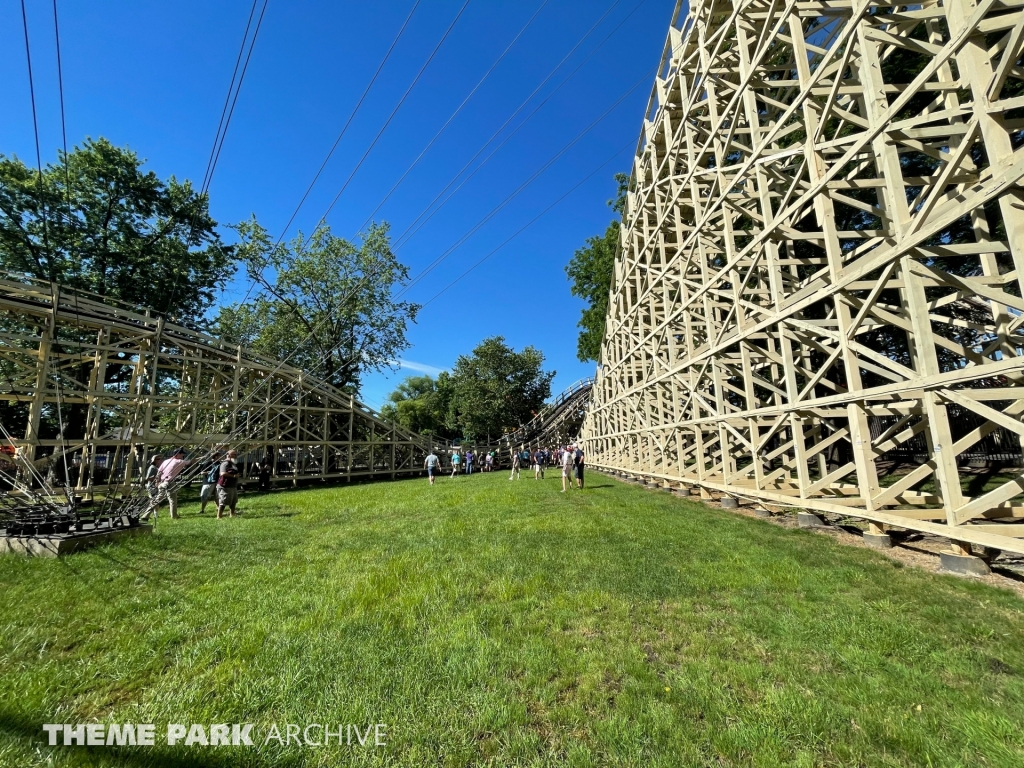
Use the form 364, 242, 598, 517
216, 218, 418, 394
0, 137, 232, 323
380, 374, 454, 437
565, 173, 629, 362
444, 336, 554, 440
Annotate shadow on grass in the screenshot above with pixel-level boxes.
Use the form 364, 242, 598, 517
0, 708, 247, 768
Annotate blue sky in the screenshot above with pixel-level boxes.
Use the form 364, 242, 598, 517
1, 0, 672, 410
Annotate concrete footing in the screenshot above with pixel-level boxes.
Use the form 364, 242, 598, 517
719, 497, 739, 509
797, 512, 827, 528
0, 524, 152, 557
862, 532, 892, 549
674, 487, 690, 497
753, 507, 771, 519
939, 550, 992, 576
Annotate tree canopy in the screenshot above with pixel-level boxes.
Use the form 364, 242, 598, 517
0, 137, 233, 324
444, 336, 554, 440
565, 173, 628, 362
215, 218, 419, 394
379, 375, 451, 437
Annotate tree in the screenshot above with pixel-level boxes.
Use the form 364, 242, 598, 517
216, 218, 419, 394
565, 173, 629, 362
444, 336, 554, 440
0, 137, 233, 324
380, 374, 453, 437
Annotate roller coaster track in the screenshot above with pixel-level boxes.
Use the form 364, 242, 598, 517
0, 272, 445, 509
503, 377, 593, 450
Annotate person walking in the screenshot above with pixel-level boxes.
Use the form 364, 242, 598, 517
561, 445, 574, 493
155, 447, 192, 519
533, 449, 544, 480
485, 451, 493, 472
451, 450, 461, 479
216, 449, 240, 518
424, 449, 440, 485
574, 445, 585, 489
141, 455, 162, 520
509, 448, 521, 480
199, 452, 222, 514
465, 449, 474, 475
258, 458, 272, 492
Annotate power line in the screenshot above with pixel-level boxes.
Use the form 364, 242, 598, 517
275, 0, 423, 246
202, 0, 270, 195
391, 0, 648, 254
201, 0, 260, 192
355, 0, 550, 236
396, 64, 654, 299
421, 142, 632, 309
19, 0, 53, 281
52, 0, 71, 211
387, 0, 634, 252
299, 0, 473, 249
163, 0, 269, 316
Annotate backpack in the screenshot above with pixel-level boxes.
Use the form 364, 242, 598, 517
217, 461, 238, 488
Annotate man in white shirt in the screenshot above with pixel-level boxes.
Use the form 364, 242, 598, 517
561, 444, 574, 493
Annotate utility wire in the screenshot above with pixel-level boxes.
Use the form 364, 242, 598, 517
19, 0, 53, 281
202, 0, 270, 195
52, 0, 71, 215
202, 0, 260, 194
162, 0, 269, 317
391, 0, 647, 254
355, 0, 550, 235
421, 141, 632, 308
396, 65, 653, 298
298, 0, 473, 250
275, 0, 423, 247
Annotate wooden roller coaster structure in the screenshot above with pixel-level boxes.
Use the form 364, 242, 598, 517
581, 0, 1024, 558
0, 272, 445, 533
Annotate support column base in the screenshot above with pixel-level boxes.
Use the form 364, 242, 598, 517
862, 532, 892, 550
719, 497, 739, 509
753, 507, 771, 519
673, 488, 691, 497
797, 512, 827, 529
939, 551, 991, 576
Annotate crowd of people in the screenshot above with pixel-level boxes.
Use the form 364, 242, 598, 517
141, 447, 244, 521
423, 444, 585, 491
141, 441, 588, 520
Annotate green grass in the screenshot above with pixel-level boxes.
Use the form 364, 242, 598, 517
2, 471, 1024, 767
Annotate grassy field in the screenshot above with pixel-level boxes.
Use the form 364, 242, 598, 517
2, 470, 1024, 767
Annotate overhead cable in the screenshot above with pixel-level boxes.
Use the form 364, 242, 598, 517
202, 0, 270, 195
354, 0, 551, 235
299, 0, 474, 249
275, 0, 423, 245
